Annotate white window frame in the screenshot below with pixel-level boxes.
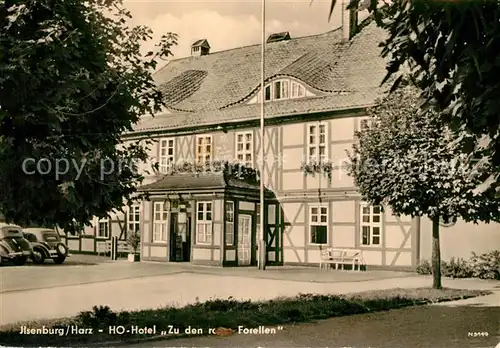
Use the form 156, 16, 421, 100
196, 135, 213, 164
97, 218, 110, 239
307, 122, 328, 163
291, 81, 305, 98
152, 201, 168, 243
309, 205, 328, 245
360, 204, 382, 246
196, 201, 213, 244
235, 131, 253, 167
159, 138, 175, 173
225, 201, 235, 246
257, 79, 309, 103
127, 204, 141, 235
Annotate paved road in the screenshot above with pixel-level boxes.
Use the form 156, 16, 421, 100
129, 293, 500, 348
1, 257, 499, 328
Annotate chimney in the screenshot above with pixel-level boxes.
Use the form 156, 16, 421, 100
342, 1, 359, 42
191, 39, 210, 56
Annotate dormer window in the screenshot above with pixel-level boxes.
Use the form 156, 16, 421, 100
252, 78, 313, 104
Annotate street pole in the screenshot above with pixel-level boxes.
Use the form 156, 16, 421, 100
258, 0, 266, 270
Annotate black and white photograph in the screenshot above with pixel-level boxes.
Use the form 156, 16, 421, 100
0, 0, 499, 347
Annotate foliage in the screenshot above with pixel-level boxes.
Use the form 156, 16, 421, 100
441, 257, 473, 279
0, 288, 488, 345
300, 161, 334, 181
346, 86, 500, 224
329, 0, 500, 195
469, 250, 500, 280
417, 251, 500, 280
416, 260, 432, 275
0, 0, 178, 232
77, 305, 118, 330
166, 160, 260, 184
126, 230, 141, 254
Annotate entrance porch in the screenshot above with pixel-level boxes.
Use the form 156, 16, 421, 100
138, 171, 280, 266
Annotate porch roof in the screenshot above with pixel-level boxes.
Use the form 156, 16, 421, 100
138, 172, 273, 195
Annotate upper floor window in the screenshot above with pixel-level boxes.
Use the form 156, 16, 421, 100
236, 131, 253, 167
307, 122, 328, 162
361, 204, 382, 246
196, 135, 212, 164
253, 78, 313, 104
159, 138, 175, 173
291, 81, 305, 98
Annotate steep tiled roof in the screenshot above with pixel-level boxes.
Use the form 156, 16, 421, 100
132, 21, 387, 134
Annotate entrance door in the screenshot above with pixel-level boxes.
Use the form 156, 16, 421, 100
238, 215, 252, 266
169, 213, 180, 262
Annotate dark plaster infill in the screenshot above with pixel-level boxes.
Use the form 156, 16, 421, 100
124, 107, 371, 141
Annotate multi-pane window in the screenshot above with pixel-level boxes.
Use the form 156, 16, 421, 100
359, 118, 369, 131
361, 204, 382, 246
256, 203, 261, 243
258, 79, 308, 103
307, 123, 328, 162
159, 138, 175, 173
310, 205, 328, 244
264, 85, 271, 101
274, 80, 289, 100
127, 204, 140, 235
97, 218, 110, 239
225, 201, 235, 246
309, 205, 328, 244
197, 201, 213, 244
236, 132, 253, 167
291, 81, 305, 98
196, 135, 212, 164
153, 202, 168, 242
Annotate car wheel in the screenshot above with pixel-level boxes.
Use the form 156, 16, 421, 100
32, 249, 46, 264
13, 256, 27, 266
54, 256, 66, 264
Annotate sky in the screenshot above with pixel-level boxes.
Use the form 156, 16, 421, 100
123, 0, 356, 59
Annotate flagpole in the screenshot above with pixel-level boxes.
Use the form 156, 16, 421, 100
258, 0, 266, 270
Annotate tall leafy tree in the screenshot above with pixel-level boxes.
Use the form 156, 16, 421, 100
330, 0, 500, 195
347, 86, 500, 289
0, 0, 177, 232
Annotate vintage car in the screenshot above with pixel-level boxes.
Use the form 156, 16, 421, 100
22, 228, 70, 264
0, 224, 33, 266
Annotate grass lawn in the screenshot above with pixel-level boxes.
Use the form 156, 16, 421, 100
0, 287, 490, 346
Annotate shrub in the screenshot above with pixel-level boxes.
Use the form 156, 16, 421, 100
441, 257, 473, 278
77, 305, 118, 330
469, 250, 500, 280
416, 260, 432, 275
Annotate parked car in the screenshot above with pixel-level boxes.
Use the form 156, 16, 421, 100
22, 228, 70, 264
0, 224, 33, 266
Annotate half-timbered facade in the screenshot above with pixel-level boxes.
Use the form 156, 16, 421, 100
65, 12, 500, 268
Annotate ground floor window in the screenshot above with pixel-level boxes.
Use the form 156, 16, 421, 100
128, 204, 140, 235
225, 201, 235, 246
309, 205, 328, 244
153, 202, 168, 242
197, 201, 213, 244
361, 204, 382, 246
97, 218, 110, 239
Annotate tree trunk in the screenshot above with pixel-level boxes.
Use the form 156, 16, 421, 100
432, 218, 442, 289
